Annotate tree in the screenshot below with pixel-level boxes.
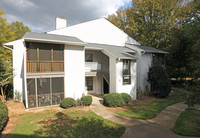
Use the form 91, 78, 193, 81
10, 21, 30, 40
0, 60, 12, 102
0, 9, 30, 100
0, 9, 15, 61
148, 60, 171, 98
107, 0, 192, 49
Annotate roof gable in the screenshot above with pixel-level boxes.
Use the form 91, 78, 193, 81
48, 18, 140, 47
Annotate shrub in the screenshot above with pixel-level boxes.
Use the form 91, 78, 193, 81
185, 80, 200, 107
81, 96, 92, 106
103, 93, 125, 107
14, 90, 22, 102
76, 99, 84, 106
60, 98, 76, 109
0, 101, 8, 133
120, 93, 131, 104
148, 61, 171, 98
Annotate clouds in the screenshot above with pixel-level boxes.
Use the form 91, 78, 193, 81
0, 0, 131, 32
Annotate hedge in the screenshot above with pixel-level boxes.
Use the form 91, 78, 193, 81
60, 98, 76, 109
81, 96, 92, 106
103, 93, 125, 107
120, 93, 131, 104
0, 101, 8, 133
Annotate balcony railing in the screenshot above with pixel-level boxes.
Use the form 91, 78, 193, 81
27, 61, 64, 73
85, 62, 101, 72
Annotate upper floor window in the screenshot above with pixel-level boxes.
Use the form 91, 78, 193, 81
123, 59, 131, 85
85, 54, 93, 62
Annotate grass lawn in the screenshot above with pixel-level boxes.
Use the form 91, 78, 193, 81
108, 90, 187, 119
5, 108, 125, 138
173, 108, 200, 136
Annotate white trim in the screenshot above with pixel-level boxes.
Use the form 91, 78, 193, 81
24, 38, 87, 46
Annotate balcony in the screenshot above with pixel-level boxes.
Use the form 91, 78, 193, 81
27, 61, 64, 73
85, 62, 101, 72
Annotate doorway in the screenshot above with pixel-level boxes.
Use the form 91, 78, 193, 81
103, 78, 109, 94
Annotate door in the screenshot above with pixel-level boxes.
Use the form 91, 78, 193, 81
103, 78, 109, 94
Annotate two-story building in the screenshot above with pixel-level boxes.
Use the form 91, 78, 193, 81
4, 17, 167, 108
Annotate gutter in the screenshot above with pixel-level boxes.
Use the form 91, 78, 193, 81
24, 38, 87, 46
4, 45, 13, 51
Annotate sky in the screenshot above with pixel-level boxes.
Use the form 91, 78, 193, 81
0, 0, 132, 32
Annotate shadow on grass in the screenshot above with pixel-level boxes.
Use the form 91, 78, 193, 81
33, 112, 124, 138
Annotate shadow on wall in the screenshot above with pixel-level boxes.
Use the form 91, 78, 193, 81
20, 55, 25, 102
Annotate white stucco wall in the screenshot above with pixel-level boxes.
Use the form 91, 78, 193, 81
48, 18, 140, 46
116, 60, 137, 99
12, 39, 26, 101
64, 45, 85, 100
140, 53, 152, 91
109, 56, 117, 93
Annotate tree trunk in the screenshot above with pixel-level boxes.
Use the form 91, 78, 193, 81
1, 87, 5, 102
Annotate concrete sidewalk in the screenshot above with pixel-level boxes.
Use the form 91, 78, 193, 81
90, 97, 194, 138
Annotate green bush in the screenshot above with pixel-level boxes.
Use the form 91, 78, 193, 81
60, 98, 76, 109
103, 93, 125, 107
148, 61, 171, 98
185, 80, 200, 107
0, 101, 8, 133
120, 93, 131, 104
81, 96, 92, 106
76, 99, 84, 106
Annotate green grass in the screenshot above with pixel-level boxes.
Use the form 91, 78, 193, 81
116, 91, 187, 119
5, 109, 125, 138
173, 108, 200, 136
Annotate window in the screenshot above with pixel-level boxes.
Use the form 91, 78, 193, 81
85, 54, 93, 62
123, 60, 131, 84
85, 77, 93, 91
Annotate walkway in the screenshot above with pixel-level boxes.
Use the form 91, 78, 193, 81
90, 97, 193, 138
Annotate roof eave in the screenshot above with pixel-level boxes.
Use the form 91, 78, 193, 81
24, 38, 87, 46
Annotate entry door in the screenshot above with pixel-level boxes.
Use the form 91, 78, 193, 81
103, 78, 109, 94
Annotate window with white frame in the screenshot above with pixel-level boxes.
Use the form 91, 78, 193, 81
123, 59, 131, 84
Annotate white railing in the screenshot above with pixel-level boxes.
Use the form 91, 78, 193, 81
85, 62, 101, 72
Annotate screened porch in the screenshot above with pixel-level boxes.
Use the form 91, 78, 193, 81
27, 77, 64, 108
26, 42, 64, 73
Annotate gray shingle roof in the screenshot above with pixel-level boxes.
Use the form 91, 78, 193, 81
23, 32, 85, 44
86, 43, 137, 59
128, 44, 168, 54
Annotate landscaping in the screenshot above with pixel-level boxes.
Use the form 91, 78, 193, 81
4, 108, 125, 138
0, 101, 8, 133
173, 108, 200, 137
107, 90, 187, 119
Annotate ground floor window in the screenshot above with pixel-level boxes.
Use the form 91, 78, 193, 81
85, 77, 93, 91
27, 77, 64, 108
123, 59, 131, 84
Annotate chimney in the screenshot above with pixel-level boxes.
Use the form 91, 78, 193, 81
56, 16, 67, 29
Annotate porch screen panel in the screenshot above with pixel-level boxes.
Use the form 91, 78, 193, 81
52, 77, 64, 105
27, 43, 37, 60
37, 78, 51, 107
27, 78, 36, 108
38, 44, 51, 61
53, 45, 64, 61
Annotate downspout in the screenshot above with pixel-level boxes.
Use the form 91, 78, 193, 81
23, 41, 29, 109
